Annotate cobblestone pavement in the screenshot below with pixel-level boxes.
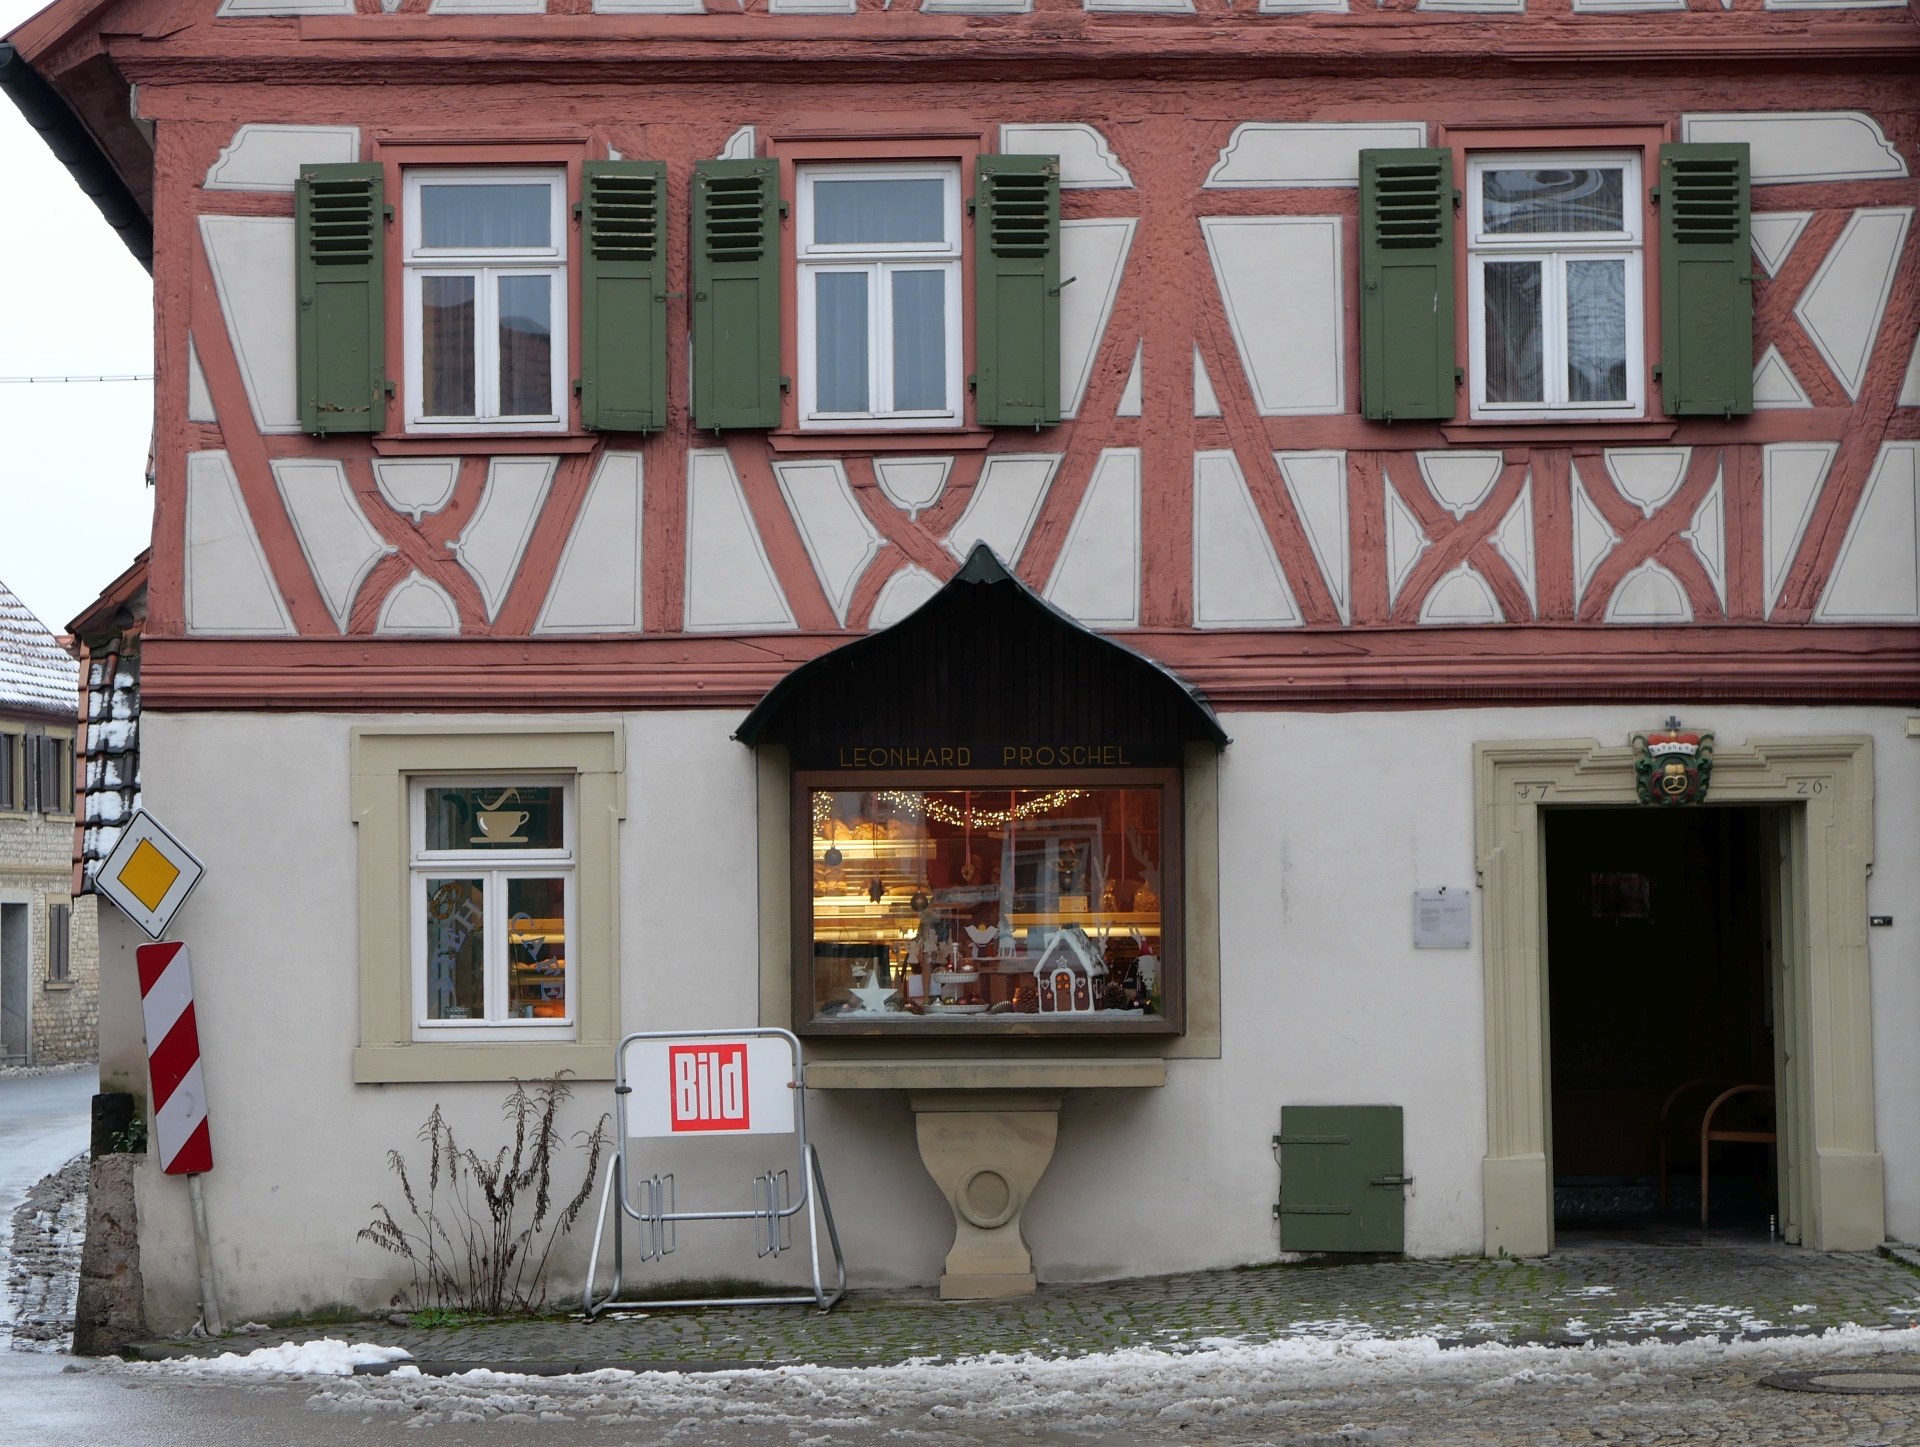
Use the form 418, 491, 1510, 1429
146, 1228, 1920, 1369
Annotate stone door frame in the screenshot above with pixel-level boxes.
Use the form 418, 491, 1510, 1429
1473, 734, 1880, 1255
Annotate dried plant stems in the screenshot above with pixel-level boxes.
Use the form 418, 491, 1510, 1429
358, 1074, 610, 1316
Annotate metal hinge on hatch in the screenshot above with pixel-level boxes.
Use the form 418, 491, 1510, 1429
1274, 1203, 1352, 1217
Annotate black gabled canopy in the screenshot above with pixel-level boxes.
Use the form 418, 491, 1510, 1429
735, 544, 1227, 760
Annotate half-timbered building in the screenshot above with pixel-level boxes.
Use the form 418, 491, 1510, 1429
4, 0, 1918, 1326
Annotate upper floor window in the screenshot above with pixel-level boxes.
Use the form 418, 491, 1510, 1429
410, 778, 574, 1040
0, 733, 68, 816
1467, 153, 1644, 421
403, 169, 568, 434
796, 163, 965, 430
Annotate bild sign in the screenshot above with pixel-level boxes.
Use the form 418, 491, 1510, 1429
623, 1036, 797, 1138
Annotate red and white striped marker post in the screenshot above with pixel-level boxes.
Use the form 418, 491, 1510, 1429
137, 942, 223, 1334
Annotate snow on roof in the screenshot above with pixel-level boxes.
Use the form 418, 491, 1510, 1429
0, 576, 79, 718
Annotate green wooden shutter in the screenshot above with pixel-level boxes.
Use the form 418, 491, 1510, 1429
580, 160, 668, 433
691, 158, 781, 430
296, 162, 386, 435
1360, 149, 1456, 422
974, 155, 1061, 426
1276, 1105, 1408, 1253
1660, 143, 1753, 417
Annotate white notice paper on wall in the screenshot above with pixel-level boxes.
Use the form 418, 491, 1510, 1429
1413, 889, 1471, 949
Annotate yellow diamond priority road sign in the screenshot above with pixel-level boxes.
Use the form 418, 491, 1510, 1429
97, 811, 206, 940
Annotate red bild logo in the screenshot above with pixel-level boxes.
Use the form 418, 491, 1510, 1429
668, 1044, 750, 1131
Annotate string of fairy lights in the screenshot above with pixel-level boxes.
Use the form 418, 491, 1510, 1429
812, 788, 1091, 837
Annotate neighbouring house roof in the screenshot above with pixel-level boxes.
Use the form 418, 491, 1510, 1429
0, 575, 79, 721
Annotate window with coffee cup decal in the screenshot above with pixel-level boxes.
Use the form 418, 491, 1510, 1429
803, 782, 1174, 1032
411, 779, 573, 1038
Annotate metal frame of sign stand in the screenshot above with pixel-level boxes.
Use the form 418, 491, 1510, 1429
583, 1028, 846, 1316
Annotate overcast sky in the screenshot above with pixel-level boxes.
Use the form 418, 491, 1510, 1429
2, 0, 156, 636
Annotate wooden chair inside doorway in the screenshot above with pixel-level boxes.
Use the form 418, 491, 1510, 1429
1656, 1079, 1776, 1222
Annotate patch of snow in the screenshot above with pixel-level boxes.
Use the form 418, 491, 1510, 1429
183, 1339, 412, 1376
195, 1324, 1920, 1433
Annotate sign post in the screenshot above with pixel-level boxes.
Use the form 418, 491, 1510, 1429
583, 1028, 845, 1316
97, 813, 222, 1336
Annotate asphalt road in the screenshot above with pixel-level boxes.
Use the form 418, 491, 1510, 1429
0, 1067, 94, 1206
0, 1066, 94, 1337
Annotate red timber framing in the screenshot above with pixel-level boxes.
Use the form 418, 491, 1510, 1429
7, 0, 1919, 714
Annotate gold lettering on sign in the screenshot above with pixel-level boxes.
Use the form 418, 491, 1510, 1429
831, 744, 1119, 768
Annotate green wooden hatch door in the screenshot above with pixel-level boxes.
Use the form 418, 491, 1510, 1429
1276, 1105, 1408, 1252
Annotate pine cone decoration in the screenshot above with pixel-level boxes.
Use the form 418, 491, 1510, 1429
1013, 983, 1039, 1014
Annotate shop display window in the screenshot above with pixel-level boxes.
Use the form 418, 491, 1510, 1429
799, 777, 1178, 1032
411, 779, 574, 1039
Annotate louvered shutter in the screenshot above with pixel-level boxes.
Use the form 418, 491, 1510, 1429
973, 155, 1061, 426
42, 738, 63, 813
691, 159, 781, 430
580, 161, 668, 432
1359, 149, 1457, 422
0, 734, 13, 811
1660, 143, 1753, 417
20, 735, 39, 815
296, 162, 387, 435
48, 903, 70, 981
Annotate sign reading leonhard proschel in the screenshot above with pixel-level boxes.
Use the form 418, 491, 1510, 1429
96, 809, 207, 940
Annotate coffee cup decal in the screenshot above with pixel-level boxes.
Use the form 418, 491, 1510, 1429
472, 789, 530, 845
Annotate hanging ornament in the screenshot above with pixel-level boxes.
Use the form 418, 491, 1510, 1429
868, 876, 885, 904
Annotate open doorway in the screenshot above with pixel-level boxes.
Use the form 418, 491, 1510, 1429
1545, 808, 1782, 1238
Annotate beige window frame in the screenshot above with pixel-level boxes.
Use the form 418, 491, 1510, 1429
1474, 734, 1878, 1257
352, 722, 623, 1083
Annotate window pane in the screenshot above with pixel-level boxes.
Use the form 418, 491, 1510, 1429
426, 878, 485, 1020
497, 274, 552, 416
815, 272, 870, 412
421, 275, 476, 417
507, 878, 568, 1020
1567, 259, 1628, 403
813, 179, 945, 246
1483, 260, 1544, 404
420, 184, 551, 249
809, 787, 1165, 1022
424, 785, 564, 851
1482, 168, 1624, 235
891, 270, 946, 412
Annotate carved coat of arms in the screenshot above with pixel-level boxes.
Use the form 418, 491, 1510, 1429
1632, 720, 1714, 806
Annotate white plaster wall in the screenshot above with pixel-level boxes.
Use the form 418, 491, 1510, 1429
121, 703, 1920, 1322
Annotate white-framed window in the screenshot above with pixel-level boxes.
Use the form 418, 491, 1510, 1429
1467, 152, 1644, 421
409, 777, 574, 1040
402, 168, 568, 434
796, 162, 965, 430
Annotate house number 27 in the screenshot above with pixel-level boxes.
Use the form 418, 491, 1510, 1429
1516, 783, 1551, 800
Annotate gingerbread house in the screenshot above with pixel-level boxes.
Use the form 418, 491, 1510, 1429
1032, 925, 1107, 1014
